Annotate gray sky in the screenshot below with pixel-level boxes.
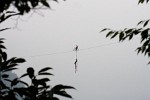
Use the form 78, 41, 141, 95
1, 0, 150, 100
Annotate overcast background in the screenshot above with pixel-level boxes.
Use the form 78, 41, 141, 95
1, 0, 150, 100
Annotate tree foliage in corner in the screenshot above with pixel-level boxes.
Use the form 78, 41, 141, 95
0, 0, 64, 30
0, 39, 75, 100
101, 0, 150, 64
0, 0, 75, 100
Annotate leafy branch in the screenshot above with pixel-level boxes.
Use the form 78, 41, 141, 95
101, 19, 150, 64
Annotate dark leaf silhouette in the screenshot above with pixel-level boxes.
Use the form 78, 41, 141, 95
6, 64, 18, 69
119, 32, 124, 41
20, 73, 28, 78
0, 0, 74, 99
41, 0, 50, 7
2, 74, 9, 78
51, 84, 75, 99
38, 67, 53, 73
0, 28, 10, 32
13, 58, 26, 63
143, 20, 149, 27
38, 72, 53, 76
18, 80, 29, 87
27, 67, 35, 79
55, 90, 73, 98
2, 67, 18, 72
106, 31, 113, 37
4, 79, 12, 82
14, 88, 34, 99
100, 28, 110, 32
40, 78, 50, 82
52, 84, 75, 92
52, 97, 60, 100
11, 78, 19, 87
2, 52, 7, 61
111, 32, 118, 39
137, 20, 144, 25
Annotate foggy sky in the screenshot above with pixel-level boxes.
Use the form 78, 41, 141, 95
1, 0, 150, 100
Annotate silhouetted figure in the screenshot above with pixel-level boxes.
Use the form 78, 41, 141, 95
73, 45, 79, 73
73, 45, 79, 51
74, 58, 78, 73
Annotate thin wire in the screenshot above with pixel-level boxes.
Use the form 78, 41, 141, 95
79, 42, 118, 51
25, 42, 119, 58
27, 50, 73, 58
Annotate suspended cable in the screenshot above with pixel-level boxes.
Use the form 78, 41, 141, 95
25, 42, 119, 58
27, 50, 73, 58
79, 42, 118, 51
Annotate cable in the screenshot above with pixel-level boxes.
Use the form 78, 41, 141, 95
27, 50, 73, 58
25, 42, 119, 58
79, 42, 118, 51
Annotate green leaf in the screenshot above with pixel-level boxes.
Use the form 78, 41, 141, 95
38, 67, 53, 73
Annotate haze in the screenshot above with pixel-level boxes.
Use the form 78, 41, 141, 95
1, 0, 150, 100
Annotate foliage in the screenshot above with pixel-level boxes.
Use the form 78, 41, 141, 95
101, 0, 150, 64
0, 0, 64, 31
0, 39, 75, 100
138, 0, 149, 4
0, 0, 75, 100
